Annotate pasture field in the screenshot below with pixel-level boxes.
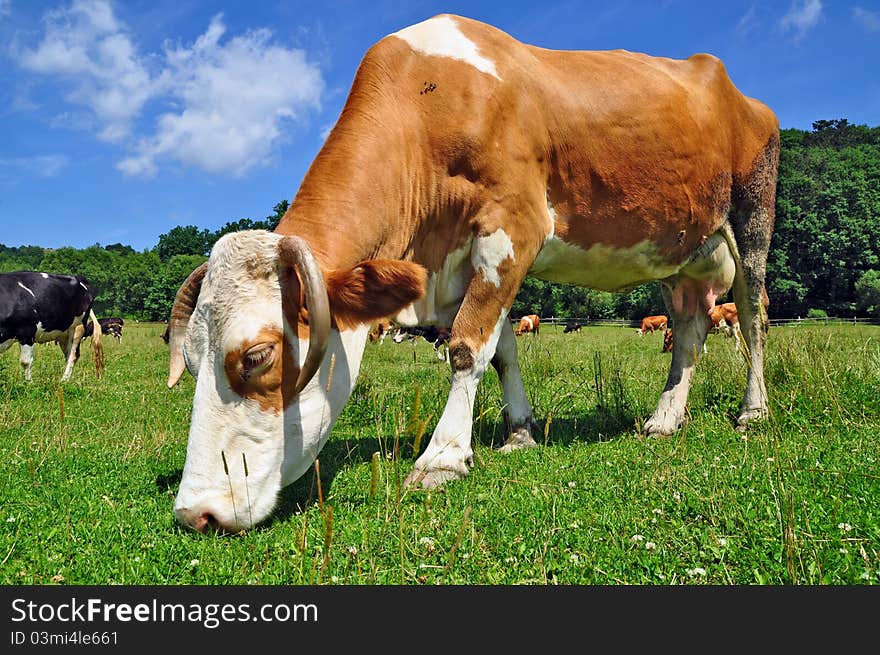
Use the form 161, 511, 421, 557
0, 321, 878, 585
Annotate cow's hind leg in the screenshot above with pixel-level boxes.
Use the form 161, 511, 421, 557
645, 232, 735, 436
491, 319, 538, 453
730, 136, 779, 429
59, 323, 84, 382
644, 286, 712, 435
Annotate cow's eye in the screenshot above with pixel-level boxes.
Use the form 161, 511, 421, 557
242, 343, 275, 378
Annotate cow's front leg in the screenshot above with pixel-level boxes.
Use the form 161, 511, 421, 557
492, 319, 538, 453
404, 311, 508, 488
19, 343, 34, 381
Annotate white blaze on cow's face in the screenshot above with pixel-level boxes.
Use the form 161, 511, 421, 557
172, 231, 366, 533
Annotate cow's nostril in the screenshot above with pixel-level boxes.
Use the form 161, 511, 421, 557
202, 513, 220, 531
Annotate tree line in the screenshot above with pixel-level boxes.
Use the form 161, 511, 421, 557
1, 119, 879, 322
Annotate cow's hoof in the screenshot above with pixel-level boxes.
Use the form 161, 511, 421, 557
736, 407, 768, 431
497, 427, 538, 454
404, 466, 468, 489
643, 415, 680, 437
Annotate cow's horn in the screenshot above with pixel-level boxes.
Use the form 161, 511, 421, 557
278, 236, 330, 394
167, 262, 208, 388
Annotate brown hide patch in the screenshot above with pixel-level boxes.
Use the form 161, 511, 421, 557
225, 326, 299, 414
325, 259, 426, 329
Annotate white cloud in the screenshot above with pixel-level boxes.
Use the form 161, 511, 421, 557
0, 154, 69, 179
780, 0, 823, 40
15, 1, 324, 178
0, 0, 11, 19
853, 7, 880, 32
16, 0, 155, 142
736, 4, 759, 36
119, 15, 323, 177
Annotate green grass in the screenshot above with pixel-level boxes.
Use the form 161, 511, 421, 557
1, 321, 878, 585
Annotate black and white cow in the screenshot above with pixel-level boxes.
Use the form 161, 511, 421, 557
392, 326, 452, 363
84, 317, 124, 343
563, 321, 583, 333
0, 271, 104, 381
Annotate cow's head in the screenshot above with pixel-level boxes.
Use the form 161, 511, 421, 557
167, 230, 425, 533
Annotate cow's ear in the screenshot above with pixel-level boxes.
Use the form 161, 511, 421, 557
325, 259, 426, 328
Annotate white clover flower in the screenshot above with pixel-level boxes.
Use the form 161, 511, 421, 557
838, 523, 853, 532
569, 554, 579, 563
687, 567, 707, 577
673, 491, 681, 502
347, 546, 358, 556
653, 508, 663, 515
717, 538, 727, 547
190, 559, 200, 567
645, 542, 657, 551
839, 548, 848, 555
567, 481, 577, 488
766, 457, 774, 462
631, 534, 645, 542
6, 516, 15, 523
860, 572, 870, 580
331, 576, 339, 583
505, 557, 516, 563
569, 522, 580, 529
419, 537, 436, 552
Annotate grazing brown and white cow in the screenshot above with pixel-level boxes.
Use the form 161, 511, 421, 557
709, 302, 739, 337
166, 14, 778, 532
514, 314, 540, 336
368, 318, 394, 344
637, 315, 668, 335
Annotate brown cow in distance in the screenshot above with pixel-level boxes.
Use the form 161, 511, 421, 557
515, 315, 540, 336
638, 315, 668, 335
368, 318, 394, 344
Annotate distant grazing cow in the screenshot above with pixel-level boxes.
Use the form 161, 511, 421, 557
392, 325, 452, 362
663, 293, 769, 354
638, 315, 668, 335
563, 321, 582, 334
662, 328, 674, 353
709, 302, 739, 338
368, 319, 394, 344
0, 271, 104, 381
165, 14, 778, 532
515, 315, 540, 336
85, 317, 124, 343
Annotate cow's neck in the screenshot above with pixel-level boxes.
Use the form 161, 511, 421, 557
276, 107, 427, 271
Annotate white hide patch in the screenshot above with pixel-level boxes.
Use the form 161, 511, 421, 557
34, 320, 74, 344
473, 229, 514, 288
395, 239, 473, 326
41, 273, 48, 278
17, 281, 35, 298
392, 15, 501, 80
530, 237, 680, 292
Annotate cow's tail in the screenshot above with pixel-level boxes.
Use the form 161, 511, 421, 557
89, 308, 105, 379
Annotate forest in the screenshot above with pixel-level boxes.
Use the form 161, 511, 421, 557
1, 119, 878, 322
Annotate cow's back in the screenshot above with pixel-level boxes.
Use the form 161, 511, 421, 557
364, 15, 778, 269
0, 272, 93, 333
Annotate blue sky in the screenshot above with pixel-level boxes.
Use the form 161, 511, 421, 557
1, 0, 878, 251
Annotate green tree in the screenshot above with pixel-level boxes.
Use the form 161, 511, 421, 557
155, 226, 211, 262
855, 270, 880, 317
143, 254, 208, 321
